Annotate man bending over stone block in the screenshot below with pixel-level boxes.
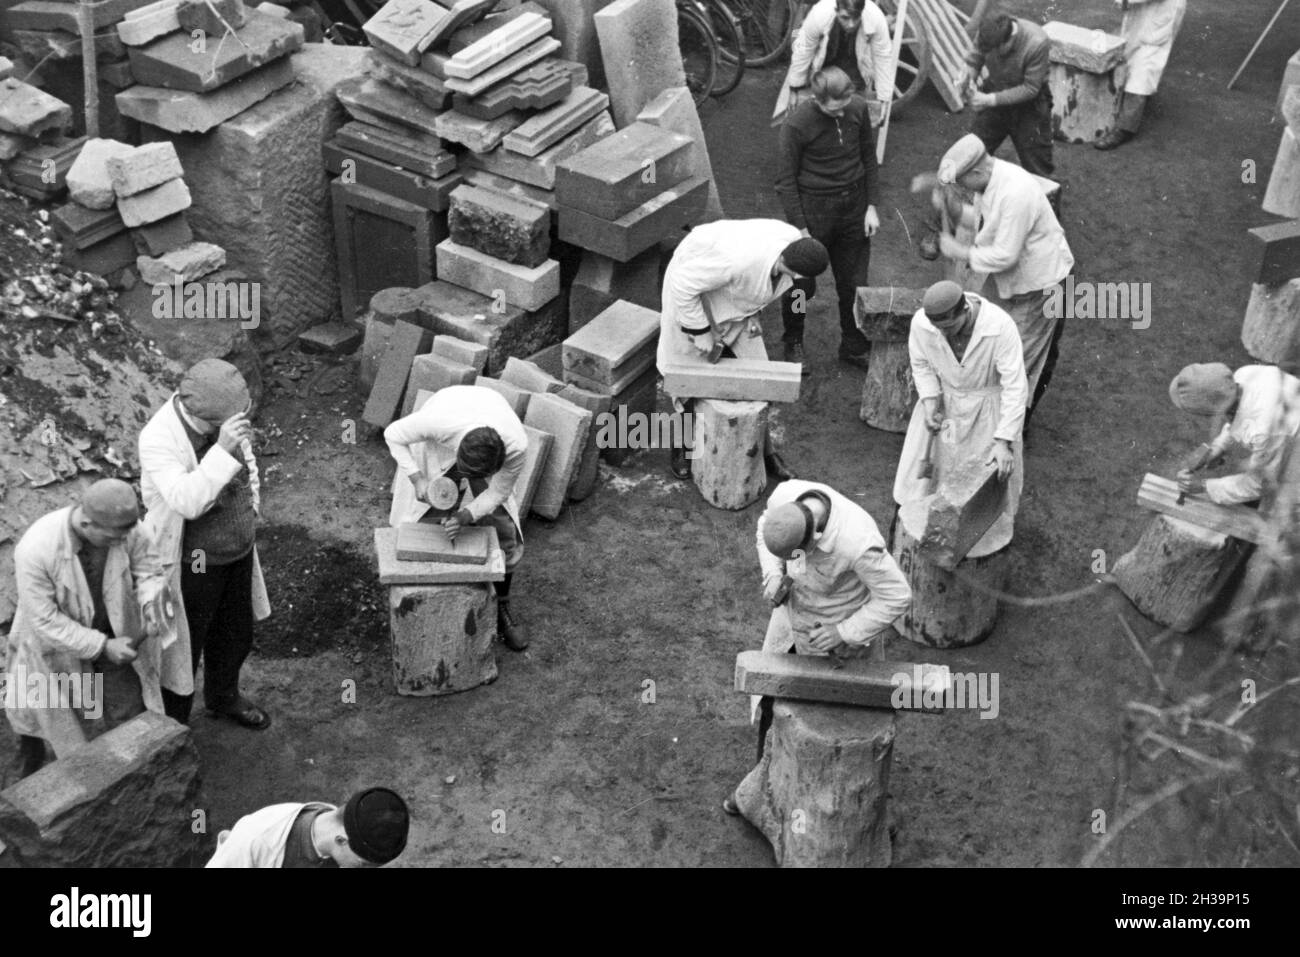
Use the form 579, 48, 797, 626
207, 786, 410, 867
722, 478, 910, 816
384, 384, 530, 650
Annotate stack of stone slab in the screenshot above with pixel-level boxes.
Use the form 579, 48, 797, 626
0, 76, 80, 200
115, 0, 305, 135
561, 299, 659, 467
1041, 20, 1126, 145
554, 118, 707, 262
3, 0, 147, 142
58, 137, 226, 285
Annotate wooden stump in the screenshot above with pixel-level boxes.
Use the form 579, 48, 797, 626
854, 287, 923, 433
1264, 126, 1300, 219
389, 583, 498, 695
891, 506, 1009, 648
1241, 280, 1300, 367
859, 339, 917, 433
691, 398, 767, 510
734, 700, 896, 868
1048, 63, 1121, 144
1112, 514, 1242, 633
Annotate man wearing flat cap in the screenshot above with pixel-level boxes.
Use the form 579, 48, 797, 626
658, 219, 830, 480
5, 479, 173, 776
961, 10, 1054, 177
893, 280, 1028, 558
933, 134, 1073, 423
384, 384, 530, 651
722, 478, 910, 816
207, 786, 410, 867
1169, 363, 1300, 506
139, 358, 272, 730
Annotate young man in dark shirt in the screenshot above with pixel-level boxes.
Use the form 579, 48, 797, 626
774, 66, 879, 371
963, 11, 1054, 177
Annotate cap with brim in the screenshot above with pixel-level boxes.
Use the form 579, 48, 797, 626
1168, 363, 1236, 416
763, 502, 812, 560
343, 787, 409, 864
938, 134, 987, 185
179, 358, 250, 425
923, 280, 965, 321
82, 478, 139, 528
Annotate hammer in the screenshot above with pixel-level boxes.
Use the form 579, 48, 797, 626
917, 427, 938, 481
701, 298, 726, 364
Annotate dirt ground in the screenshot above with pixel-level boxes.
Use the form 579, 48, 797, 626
5, 0, 1299, 867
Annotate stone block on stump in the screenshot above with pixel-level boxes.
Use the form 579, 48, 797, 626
733, 700, 895, 868
1043, 20, 1125, 144
0, 713, 208, 867
690, 397, 766, 510
389, 583, 498, 695
890, 503, 1008, 648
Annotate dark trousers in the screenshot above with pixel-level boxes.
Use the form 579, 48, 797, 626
755, 644, 797, 761
1116, 92, 1148, 134
164, 549, 255, 722
782, 188, 871, 355
971, 91, 1055, 178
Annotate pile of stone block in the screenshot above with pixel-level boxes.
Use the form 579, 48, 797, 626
55, 137, 224, 285
0, 75, 83, 201
561, 298, 658, 466
3, 0, 144, 140
554, 116, 707, 262
115, 0, 305, 134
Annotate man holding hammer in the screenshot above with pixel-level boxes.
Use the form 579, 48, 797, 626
384, 384, 530, 651
723, 477, 911, 815
892, 281, 1028, 558
657, 219, 830, 480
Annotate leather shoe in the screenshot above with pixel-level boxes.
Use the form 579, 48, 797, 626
783, 341, 810, 376
499, 600, 528, 651
765, 450, 795, 482
919, 232, 940, 261
670, 443, 692, 480
1094, 128, 1133, 150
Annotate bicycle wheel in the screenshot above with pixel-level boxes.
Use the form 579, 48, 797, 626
729, 0, 798, 68
704, 0, 747, 97
677, 2, 718, 106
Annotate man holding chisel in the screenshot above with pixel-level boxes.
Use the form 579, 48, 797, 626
891, 281, 1028, 557
722, 478, 910, 816
657, 219, 830, 481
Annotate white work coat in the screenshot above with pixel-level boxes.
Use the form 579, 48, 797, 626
4, 507, 169, 756
773, 0, 894, 121
893, 296, 1028, 557
970, 158, 1073, 301
1203, 365, 1300, 506
1119, 0, 1187, 96
384, 384, 527, 531
206, 801, 334, 868
138, 395, 271, 697
658, 219, 799, 368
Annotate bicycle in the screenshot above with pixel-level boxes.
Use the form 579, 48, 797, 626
727, 0, 799, 67
699, 0, 747, 97
676, 0, 719, 105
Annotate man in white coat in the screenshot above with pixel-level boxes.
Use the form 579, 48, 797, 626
384, 384, 530, 650
4, 479, 171, 777
936, 134, 1073, 423
774, 0, 893, 126
722, 478, 910, 815
1096, 0, 1187, 150
207, 786, 409, 868
1170, 363, 1300, 506
893, 281, 1028, 558
139, 359, 272, 730
657, 219, 829, 480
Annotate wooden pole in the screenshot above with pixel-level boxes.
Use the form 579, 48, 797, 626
78, 0, 99, 138
1227, 0, 1291, 90
876, 0, 909, 165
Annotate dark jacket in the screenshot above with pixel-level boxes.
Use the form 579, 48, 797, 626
965, 17, 1051, 107
774, 95, 878, 230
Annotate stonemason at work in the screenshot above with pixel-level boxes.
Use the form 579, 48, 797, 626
384, 384, 530, 650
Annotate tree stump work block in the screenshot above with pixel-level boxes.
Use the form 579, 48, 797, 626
692, 398, 766, 511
